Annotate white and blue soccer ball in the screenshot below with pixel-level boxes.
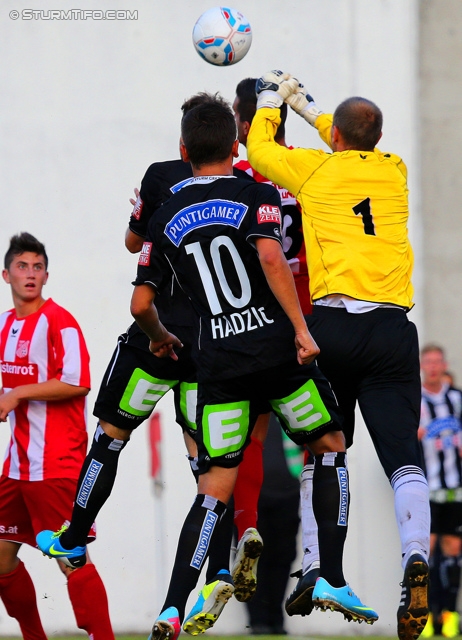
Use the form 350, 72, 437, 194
192, 7, 252, 66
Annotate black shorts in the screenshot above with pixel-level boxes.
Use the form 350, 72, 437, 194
430, 500, 462, 536
196, 359, 342, 473
93, 322, 197, 435
307, 306, 422, 479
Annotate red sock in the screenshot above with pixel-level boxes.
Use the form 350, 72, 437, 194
67, 563, 115, 640
233, 436, 264, 539
0, 560, 47, 640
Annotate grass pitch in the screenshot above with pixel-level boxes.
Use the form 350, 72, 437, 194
0, 636, 453, 640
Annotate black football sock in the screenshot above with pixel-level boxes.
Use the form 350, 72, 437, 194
187, 455, 200, 483
187, 457, 233, 582
428, 549, 443, 617
439, 554, 461, 612
312, 451, 348, 587
161, 494, 227, 622
206, 497, 234, 581
60, 423, 128, 549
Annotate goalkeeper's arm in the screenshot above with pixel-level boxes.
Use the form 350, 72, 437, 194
314, 113, 334, 149
285, 83, 335, 148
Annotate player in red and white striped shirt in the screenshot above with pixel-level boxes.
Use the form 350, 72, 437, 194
0, 232, 114, 640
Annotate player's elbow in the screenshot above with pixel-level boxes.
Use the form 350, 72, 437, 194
256, 241, 283, 268
130, 291, 152, 322
130, 299, 144, 321
125, 229, 144, 254
125, 242, 139, 254
125, 238, 143, 254
257, 250, 273, 266
247, 131, 270, 168
64, 384, 90, 398
246, 142, 259, 166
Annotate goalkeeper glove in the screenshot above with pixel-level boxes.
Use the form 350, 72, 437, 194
286, 83, 323, 126
256, 70, 299, 109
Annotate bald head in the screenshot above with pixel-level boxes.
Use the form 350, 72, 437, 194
333, 97, 383, 151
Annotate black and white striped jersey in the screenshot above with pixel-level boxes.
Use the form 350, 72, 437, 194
420, 384, 462, 493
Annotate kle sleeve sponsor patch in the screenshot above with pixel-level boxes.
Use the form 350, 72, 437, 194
138, 242, 152, 266
257, 204, 281, 224
131, 195, 144, 220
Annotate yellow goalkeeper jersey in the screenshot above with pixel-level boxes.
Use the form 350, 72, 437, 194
247, 108, 414, 309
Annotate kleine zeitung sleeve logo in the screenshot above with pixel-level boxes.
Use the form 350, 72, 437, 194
131, 195, 144, 220
257, 204, 281, 224
138, 242, 152, 266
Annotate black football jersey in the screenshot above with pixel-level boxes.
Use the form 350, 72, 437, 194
134, 175, 296, 382
129, 159, 253, 328
129, 159, 253, 239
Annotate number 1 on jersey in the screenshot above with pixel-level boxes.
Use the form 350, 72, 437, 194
353, 197, 375, 236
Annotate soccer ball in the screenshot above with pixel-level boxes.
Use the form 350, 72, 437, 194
192, 7, 252, 66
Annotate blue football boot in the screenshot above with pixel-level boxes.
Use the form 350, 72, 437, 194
313, 576, 379, 624
149, 607, 181, 640
36, 525, 87, 568
183, 570, 234, 635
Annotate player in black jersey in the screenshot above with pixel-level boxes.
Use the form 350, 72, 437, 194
36, 95, 252, 619
232, 78, 316, 615
131, 93, 378, 640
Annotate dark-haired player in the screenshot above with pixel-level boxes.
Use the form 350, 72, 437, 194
0, 232, 114, 640
37, 93, 257, 632
231, 78, 312, 598
131, 92, 378, 640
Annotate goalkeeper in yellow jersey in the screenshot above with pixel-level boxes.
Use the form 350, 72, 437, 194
247, 71, 430, 640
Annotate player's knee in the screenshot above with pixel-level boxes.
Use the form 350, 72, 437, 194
309, 429, 346, 455
98, 420, 131, 442
252, 413, 270, 442
0, 543, 20, 575
91, 422, 129, 453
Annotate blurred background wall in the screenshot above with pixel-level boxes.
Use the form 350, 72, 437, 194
0, 0, 460, 635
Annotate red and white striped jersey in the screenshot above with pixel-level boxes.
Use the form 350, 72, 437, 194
0, 298, 91, 481
234, 159, 311, 315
